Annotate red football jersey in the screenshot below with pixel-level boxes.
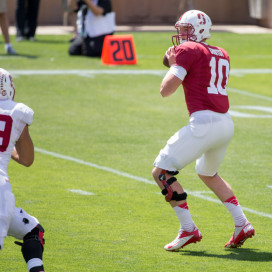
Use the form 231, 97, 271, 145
175, 41, 230, 115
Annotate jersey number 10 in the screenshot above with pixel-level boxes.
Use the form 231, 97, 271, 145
207, 56, 229, 96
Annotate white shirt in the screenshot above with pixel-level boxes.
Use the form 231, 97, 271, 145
84, 10, 116, 37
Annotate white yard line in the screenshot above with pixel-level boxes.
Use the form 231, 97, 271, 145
69, 189, 94, 195
10, 69, 272, 102
230, 68, 272, 75
229, 105, 272, 118
35, 147, 272, 219
35, 148, 155, 185
10, 69, 166, 76
228, 88, 272, 102
10, 68, 272, 77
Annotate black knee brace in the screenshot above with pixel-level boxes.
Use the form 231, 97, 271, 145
15, 224, 45, 272
159, 170, 187, 202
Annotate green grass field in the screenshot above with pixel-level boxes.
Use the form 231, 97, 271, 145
0, 31, 271, 271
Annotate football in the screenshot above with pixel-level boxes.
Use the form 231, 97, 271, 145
163, 54, 170, 68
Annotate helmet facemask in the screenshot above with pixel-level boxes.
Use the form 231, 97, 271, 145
172, 23, 196, 46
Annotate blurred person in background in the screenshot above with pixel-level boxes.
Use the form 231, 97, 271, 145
0, 0, 17, 54
15, 0, 40, 41
63, 0, 78, 42
68, 0, 115, 57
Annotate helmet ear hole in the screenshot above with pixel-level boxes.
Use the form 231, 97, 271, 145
199, 29, 204, 34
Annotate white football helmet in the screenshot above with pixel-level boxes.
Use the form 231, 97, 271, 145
0, 68, 15, 100
172, 10, 212, 45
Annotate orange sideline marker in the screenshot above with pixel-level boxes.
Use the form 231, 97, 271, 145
101, 34, 137, 65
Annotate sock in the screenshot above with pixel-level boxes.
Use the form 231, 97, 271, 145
173, 202, 195, 232
5, 43, 11, 51
28, 261, 44, 272
224, 196, 247, 226
0, 236, 5, 250
22, 226, 45, 272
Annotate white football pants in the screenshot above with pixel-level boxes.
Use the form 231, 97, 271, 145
0, 176, 39, 249
154, 110, 234, 176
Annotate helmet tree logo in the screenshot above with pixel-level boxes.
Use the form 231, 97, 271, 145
198, 13, 206, 25
9, 75, 15, 92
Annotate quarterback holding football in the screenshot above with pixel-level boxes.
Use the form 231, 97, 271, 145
152, 10, 254, 251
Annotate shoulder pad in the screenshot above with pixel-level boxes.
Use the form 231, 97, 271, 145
14, 103, 34, 126
176, 41, 199, 55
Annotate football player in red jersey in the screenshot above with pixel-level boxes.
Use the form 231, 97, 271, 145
152, 10, 254, 251
0, 68, 45, 271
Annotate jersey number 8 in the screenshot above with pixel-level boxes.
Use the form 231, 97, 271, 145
0, 115, 13, 152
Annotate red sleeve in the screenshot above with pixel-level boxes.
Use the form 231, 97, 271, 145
175, 43, 199, 72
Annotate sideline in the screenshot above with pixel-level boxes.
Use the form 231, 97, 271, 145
11, 69, 272, 118
35, 147, 272, 219
10, 68, 272, 77
10, 69, 166, 76
229, 88, 272, 102
8, 25, 272, 35
10, 68, 272, 101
